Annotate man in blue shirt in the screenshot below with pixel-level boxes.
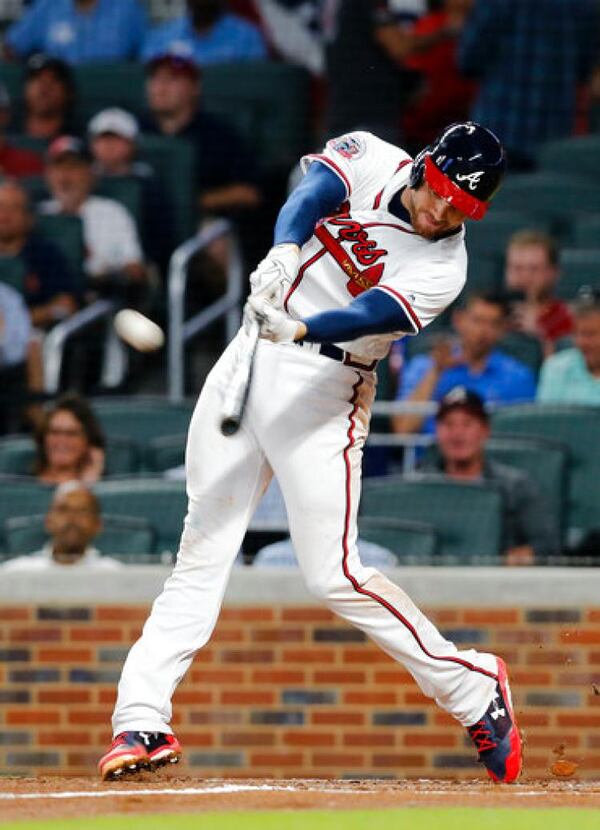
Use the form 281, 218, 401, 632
143, 0, 268, 65
394, 292, 536, 435
5, 0, 147, 64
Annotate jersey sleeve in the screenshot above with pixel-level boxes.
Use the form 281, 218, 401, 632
373, 248, 467, 334
301, 131, 409, 211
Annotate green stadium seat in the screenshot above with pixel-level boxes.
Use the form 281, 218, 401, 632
569, 215, 600, 248
91, 397, 194, 454
485, 435, 568, 542
73, 63, 146, 125
0, 477, 54, 553
538, 136, 600, 182
5, 134, 48, 154
0, 256, 25, 292
556, 249, 600, 299
359, 516, 438, 564
145, 433, 186, 473
94, 477, 187, 554
0, 61, 23, 103
492, 174, 600, 231
34, 214, 85, 285
95, 175, 143, 227
202, 62, 310, 173
4, 513, 155, 559
465, 211, 550, 261
491, 404, 600, 534
136, 134, 197, 245
0, 435, 140, 477
497, 332, 544, 374
360, 475, 504, 563
465, 254, 503, 294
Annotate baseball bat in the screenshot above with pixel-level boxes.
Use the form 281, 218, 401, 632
219, 316, 261, 436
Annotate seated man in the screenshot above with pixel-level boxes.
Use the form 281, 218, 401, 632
40, 136, 149, 306
1, 480, 121, 571
393, 292, 536, 435
143, 0, 267, 65
21, 54, 78, 141
4, 0, 146, 64
0, 82, 44, 177
537, 287, 600, 404
504, 229, 573, 354
424, 387, 558, 565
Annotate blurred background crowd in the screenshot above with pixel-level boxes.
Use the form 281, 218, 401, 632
0, 0, 600, 570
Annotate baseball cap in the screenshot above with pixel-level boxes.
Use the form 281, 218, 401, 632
25, 53, 74, 85
47, 135, 92, 164
436, 387, 489, 423
145, 53, 200, 80
88, 107, 139, 141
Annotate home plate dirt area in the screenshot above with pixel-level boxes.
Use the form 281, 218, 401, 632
1, 773, 600, 822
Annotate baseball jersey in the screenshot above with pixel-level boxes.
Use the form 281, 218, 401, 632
291, 132, 467, 360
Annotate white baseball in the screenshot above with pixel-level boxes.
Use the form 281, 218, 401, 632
114, 309, 165, 352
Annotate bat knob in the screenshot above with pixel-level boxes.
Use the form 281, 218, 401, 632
220, 416, 240, 436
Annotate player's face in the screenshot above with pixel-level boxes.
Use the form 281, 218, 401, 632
505, 243, 558, 300
45, 489, 101, 558
436, 409, 490, 465
405, 181, 468, 239
574, 310, 600, 374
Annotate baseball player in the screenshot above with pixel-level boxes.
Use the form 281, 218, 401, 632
99, 123, 522, 784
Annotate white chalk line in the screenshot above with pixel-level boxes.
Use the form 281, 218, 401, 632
0, 784, 595, 802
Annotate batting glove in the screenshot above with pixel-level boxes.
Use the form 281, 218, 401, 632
246, 296, 302, 344
249, 243, 300, 307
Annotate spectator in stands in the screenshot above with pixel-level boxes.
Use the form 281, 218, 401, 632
22, 54, 77, 141
142, 54, 261, 217
400, 0, 477, 153
393, 292, 536, 435
40, 136, 149, 305
143, 0, 267, 65
0, 181, 78, 329
34, 393, 105, 484
0, 83, 44, 177
504, 230, 574, 355
254, 536, 398, 569
323, 0, 422, 143
458, 0, 600, 170
88, 107, 172, 271
0, 282, 31, 434
4, 0, 146, 65
1, 481, 121, 571
537, 287, 600, 404
426, 387, 558, 565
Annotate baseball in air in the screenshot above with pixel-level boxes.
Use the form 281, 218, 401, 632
114, 309, 165, 352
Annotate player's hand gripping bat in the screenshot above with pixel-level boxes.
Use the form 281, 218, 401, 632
219, 314, 261, 436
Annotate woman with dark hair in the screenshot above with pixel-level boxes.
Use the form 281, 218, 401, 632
35, 393, 105, 484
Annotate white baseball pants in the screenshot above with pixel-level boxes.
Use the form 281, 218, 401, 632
112, 334, 498, 736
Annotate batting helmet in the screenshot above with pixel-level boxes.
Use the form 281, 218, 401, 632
409, 122, 506, 220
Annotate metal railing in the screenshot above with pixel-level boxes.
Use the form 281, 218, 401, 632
168, 220, 244, 402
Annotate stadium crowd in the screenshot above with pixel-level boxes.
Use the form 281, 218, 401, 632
0, 0, 599, 567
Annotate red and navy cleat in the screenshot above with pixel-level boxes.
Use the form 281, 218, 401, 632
137, 731, 183, 769
466, 658, 522, 783
98, 732, 150, 781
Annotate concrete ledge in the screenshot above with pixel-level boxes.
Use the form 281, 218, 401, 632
0, 565, 597, 606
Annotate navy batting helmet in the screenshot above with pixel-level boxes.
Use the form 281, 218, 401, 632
409, 122, 506, 220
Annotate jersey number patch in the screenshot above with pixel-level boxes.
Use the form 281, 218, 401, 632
315, 217, 387, 297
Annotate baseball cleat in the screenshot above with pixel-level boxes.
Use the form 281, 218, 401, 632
466, 657, 522, 783
98, 732, 150, 781
137, 731, 183, 768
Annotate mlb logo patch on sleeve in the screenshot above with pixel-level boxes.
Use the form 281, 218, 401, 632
329, 134, 366, 160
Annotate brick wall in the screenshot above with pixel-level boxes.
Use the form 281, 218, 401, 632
1, 603, 599, 778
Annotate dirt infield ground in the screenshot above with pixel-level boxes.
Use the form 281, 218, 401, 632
1, 772, 599, 823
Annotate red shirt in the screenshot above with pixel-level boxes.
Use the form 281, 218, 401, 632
402, 12, 477, 147
0, 141, 44, 178
538, 299, 574, 342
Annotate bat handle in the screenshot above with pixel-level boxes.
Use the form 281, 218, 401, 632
219, 318, 261, 436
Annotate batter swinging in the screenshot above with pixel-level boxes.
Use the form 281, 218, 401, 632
99, 123, 522, 784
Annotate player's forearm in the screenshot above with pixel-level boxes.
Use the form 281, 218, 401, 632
392, 367, 440, 434
274, 163, 346, 247
301, 289, 414, 344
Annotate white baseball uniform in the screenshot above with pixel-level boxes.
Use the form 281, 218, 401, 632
112, 132, 500, 738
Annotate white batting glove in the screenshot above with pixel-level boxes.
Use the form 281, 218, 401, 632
246, 296, 302, 344
249, 243, 300, 307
